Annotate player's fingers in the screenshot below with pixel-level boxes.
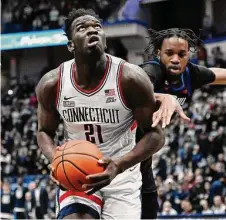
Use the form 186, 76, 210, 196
98, 157, 111, 165
152, 109, 163, 127
166, 110, 174, 126
86, 172, 109, 181
48, 164, 53, 171
178, 109, 191, 122
85, 186, 103, 195
83, 180, 109, 192
162, 109, 168, 128
49, 174, 60, 185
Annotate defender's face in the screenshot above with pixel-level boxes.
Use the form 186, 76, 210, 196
159, 37, 189, 75
69, 15, 106, 56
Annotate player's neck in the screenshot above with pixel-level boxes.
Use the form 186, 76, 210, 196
74, 53, 107, 86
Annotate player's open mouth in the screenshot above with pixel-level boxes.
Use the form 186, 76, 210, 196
88, 36, 99, 47
169, 65, 180, 70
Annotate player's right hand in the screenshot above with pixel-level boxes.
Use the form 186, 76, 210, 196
84, 157, 121, 195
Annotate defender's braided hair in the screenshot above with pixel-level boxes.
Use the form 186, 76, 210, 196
146, 28, 202, 58
64, 8, 102, 40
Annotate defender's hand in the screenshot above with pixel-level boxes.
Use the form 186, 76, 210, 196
83, 157, 121, 195
152, 94, 190, 128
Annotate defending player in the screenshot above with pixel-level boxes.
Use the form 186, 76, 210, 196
36, 8, 168, 219
140, 28, 226, 219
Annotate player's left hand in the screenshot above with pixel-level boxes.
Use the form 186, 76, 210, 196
152, 94, 190, 128
83, 157, 121, 195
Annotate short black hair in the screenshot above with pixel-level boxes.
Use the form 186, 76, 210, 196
146, 28, 202, 58
64, 8, 102, 39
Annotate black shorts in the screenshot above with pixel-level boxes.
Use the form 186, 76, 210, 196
142, 190, 159, 219
140, 157, 156, 193
137, 128, 159, 218
136, 127, 157, 193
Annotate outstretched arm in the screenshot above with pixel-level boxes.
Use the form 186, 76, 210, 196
209, 68, 226, 85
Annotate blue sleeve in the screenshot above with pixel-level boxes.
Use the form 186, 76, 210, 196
140, 63, 165, 89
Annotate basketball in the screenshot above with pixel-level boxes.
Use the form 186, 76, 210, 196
51, 140, 105, 192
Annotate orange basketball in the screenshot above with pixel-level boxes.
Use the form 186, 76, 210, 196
51, 140, 104, 192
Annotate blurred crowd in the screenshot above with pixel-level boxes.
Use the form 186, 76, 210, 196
154, 85, 226, 216
1, 0, 121, 33
1, 45, 226, 219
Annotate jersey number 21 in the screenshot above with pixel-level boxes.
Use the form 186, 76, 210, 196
84, 124, 103, 144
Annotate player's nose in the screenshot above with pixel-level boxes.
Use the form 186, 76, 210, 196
171, 55, 180, 64
87, 26, 98, 35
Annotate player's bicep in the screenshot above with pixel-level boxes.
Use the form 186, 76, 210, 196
122, 64, 158, 131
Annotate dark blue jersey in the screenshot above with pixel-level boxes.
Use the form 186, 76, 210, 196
140, 59, 216, 108
138, 59, 215, 193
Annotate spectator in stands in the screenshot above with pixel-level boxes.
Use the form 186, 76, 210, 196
200, 199, 213, 214
2, 6, 13, 33
49, 5, 59, 29
161, 201, 178, 215
202, 14, 214, 39
13, 177, 27, 219
181, 200, 195, 215
33, 179, 49, 219
213, 47, 225, 68
212, 195, 226, 214
0, 182, 13, 219
191, 144, 203, 172
25, 191, 35, 219
32, 16, 43, 31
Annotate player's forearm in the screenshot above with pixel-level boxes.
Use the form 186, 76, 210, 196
37, 131, 57, 162
115, 126, 165, 173
209, 68, 226, 84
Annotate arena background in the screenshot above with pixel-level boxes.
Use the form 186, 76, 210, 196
1, 0, 226, 219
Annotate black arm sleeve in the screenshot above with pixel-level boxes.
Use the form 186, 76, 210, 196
189, 63, 216, 89
140, 63, 165, 89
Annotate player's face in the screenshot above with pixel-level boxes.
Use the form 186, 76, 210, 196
159, 37, 189, 75
68, 15, 106, 56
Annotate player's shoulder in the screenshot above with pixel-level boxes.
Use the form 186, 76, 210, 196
35, 67, 59, 102
122, 62, 150, 83
36, 68, 58, 92
140, 60, 164, 79
140, 60, 162, 71
187, 62, 209, 74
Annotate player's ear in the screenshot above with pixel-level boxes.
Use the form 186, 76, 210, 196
67, 40, 75, 53
157, 49, 161, 56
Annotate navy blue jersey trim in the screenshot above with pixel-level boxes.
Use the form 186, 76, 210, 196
57, 203, 100, 219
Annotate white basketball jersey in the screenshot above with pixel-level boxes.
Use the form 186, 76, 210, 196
56, 54, 137, 158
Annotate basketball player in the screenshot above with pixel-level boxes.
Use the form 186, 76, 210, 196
35, 8, 176, 219
139, 28, 226, 219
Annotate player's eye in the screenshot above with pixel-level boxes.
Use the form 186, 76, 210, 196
166, 51, 173, 56
179, 53, 186, 58
95, 24, 102, 30
77, 26, 85, 32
